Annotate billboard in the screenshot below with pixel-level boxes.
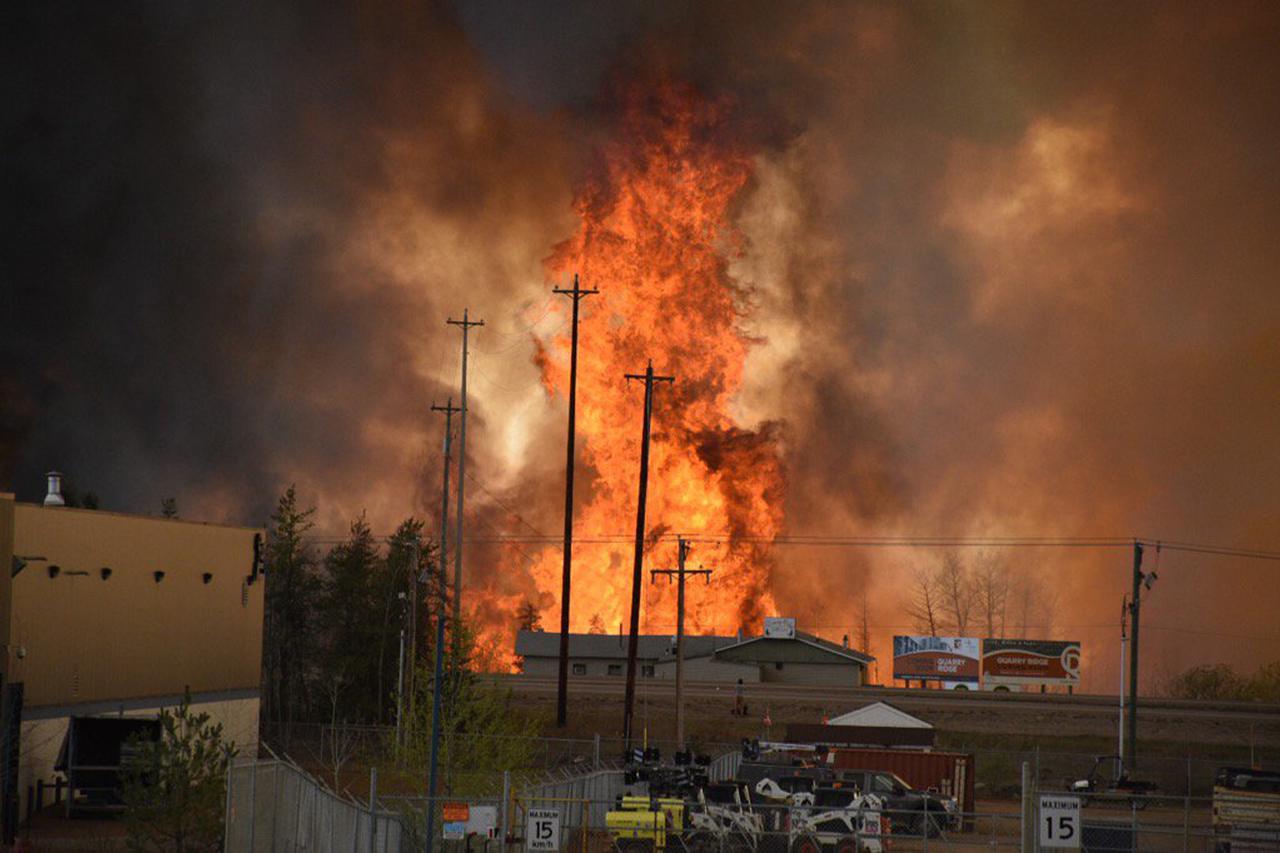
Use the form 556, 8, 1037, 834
982, 639, 1081, 686
893, 636, 981, 683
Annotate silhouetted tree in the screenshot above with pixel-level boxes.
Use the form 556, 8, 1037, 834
263, 486, 320, 731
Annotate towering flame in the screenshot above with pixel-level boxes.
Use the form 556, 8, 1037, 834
527, 80, 786, 641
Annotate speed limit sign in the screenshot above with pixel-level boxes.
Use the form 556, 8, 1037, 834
1038, 795, 1081, 848
526, 807, 561, 851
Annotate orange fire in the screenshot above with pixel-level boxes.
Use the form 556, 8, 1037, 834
526, 79, 786, 642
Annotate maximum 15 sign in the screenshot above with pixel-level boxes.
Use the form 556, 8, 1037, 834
1038, 795, 1081, 849
526, 808, 561, 852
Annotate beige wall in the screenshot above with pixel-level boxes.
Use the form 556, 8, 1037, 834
653, 656, 760, 683
18, 693, 259, 821
6, 501, 264, 708
756, 660, 864, 686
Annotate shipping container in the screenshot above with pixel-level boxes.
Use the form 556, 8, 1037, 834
828, 747, 976, 820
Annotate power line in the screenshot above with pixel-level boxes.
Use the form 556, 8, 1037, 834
294, 532, 1280, 562
463, 470, 548, 540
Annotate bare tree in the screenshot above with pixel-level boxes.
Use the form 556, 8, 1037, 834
320, 670, 358, 790
937, 551, 974, 635
1008, 567, 1056, 638
972, 552, 1010, 638
857, 593, 872, 655
904, 566, 942, 635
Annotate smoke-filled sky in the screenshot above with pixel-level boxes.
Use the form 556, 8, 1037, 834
4, 1, 1278, 690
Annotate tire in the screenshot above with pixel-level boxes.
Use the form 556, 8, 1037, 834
834, 837, 860, 853
619, 840, 654, 853
685, 833, 718, 853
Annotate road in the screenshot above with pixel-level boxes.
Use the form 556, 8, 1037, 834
494, 674, 1280, 722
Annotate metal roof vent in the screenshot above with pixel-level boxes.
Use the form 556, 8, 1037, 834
44, 471, 66, 507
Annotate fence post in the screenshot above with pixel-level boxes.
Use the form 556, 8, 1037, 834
271, 760, 281, 853
293, 766, 305, 852
249, 759, 258, 852
1183, 792, 1190, 853
368, 766, 379, 853
1020, 761, 1034, 853
501, 770, 511, 845
223, 758, 235, 849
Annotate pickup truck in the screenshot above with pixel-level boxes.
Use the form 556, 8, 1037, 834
1213, 766, 1280, 852
834, 769, 957, 838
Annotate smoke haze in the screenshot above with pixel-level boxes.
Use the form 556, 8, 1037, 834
4, 1, 1278, 689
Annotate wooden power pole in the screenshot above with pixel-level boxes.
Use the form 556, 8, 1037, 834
650, 536, 711, 748
622, 361, 673, 748
446, 310, 483, 635
554, 274, 597, 729
425, 398, 458, 852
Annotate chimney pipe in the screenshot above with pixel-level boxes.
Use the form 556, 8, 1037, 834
44, 471, 66, 507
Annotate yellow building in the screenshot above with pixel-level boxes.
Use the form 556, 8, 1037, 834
0, 478, 263, 825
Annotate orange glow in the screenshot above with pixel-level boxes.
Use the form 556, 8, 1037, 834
518, 80, 785, 650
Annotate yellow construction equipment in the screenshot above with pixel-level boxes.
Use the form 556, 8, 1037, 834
606, 795, 687, 851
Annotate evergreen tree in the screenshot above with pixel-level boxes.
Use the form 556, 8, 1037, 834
320, 513, 383, 722
263, 486, 320, 730
516, 601, 542, 631
121, 692, 236, 852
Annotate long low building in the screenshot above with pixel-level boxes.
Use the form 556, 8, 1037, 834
515, 617, 874, 686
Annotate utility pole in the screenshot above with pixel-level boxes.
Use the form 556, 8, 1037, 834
622, 361, 673, 748
650, 536, 711, 747
554, 274, 597, 729
1118, 594, 1127, 776
1127, 541, 1144, 774
425, 398, 458, 853
405, 541, 419, 745
446, 310, 483, 636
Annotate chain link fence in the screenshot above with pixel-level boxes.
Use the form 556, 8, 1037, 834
225, 753, 404, 852
224, 744, 1263, 852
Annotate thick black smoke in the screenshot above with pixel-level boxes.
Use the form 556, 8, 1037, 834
1, 1, 569, 528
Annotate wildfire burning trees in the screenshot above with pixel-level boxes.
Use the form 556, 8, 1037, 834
528, 81, 786, 644
9, 2, 1280, 694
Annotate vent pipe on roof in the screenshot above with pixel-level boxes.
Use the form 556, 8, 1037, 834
44, 471, 66, 506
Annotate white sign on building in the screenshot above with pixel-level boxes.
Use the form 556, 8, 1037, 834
526, 807, 561, 851
1038, 794, 1081, 849
763, 617, 796, 639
